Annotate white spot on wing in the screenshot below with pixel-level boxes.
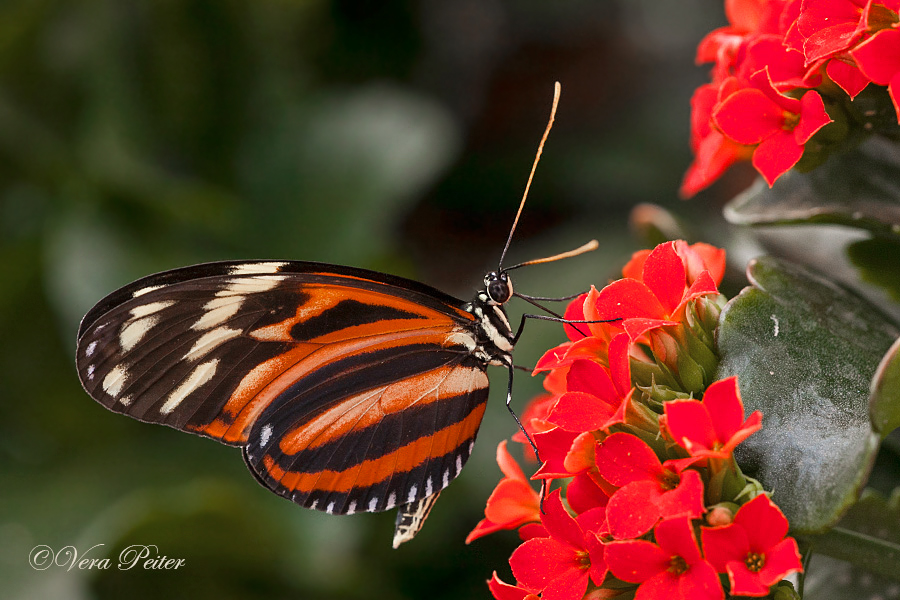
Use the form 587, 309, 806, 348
119, 395, 133, 406
229, 262, 287, 275
130, 300, 175, 319
310, 499, 318, 510
386, 492, 397, 510
347, 500, 357, 515
183, 327, 241, 361
86, 364, 95, 379
425, 477, 433, 497
368, 497, 379, 512
443, 469, 450, 488
160, 359, 220, 415
215, 276, 284, 296
326, 501, 335, 514
102, 365, 128, 397
192, 297, 243, 330
260, 424, 273, 447
133, 285, 163, 298
85, 341, 98, 357
120, 316, 159, 352
407, 485, 418, 503
468, 440, 475, 455
456, 454, 463, 474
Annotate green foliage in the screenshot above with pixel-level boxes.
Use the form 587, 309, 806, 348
716, 257, 899, 533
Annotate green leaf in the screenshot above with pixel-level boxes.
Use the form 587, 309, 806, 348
799, 488, 900, 594
716, 256, 900, 533
871, 337, 900, 437
724, 137, 900, 236
846, 236, 900, 304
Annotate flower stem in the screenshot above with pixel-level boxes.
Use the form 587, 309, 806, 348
799, 527, 900, 582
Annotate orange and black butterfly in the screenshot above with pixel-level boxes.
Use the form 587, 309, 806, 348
75, 84, 588, 546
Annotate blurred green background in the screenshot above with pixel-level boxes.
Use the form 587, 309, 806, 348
0, 1, 742, 598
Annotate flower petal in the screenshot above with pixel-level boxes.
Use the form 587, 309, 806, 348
595, 432, 664, 487
642, 242, 688, 315
533, 427, 580, 479
794, 90, 832, 144
541, 489, 586, 549
855, 24, 900, 77
488, 572, 540, 600
606, 480, 662, 539
654, 516, 703, 564
752, 129, 803, 185
605, 539, 669, 583
700, 521, 750, 572
756, 537, 803, 586
665, 399, 718, 453
714, 87, 783, 145
594, 279, 668, 321
510, 537, 581, 593
734, 494, 790, 552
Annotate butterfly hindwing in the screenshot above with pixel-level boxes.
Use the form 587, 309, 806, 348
242, 348, 488, 515
76, 260, 493, 513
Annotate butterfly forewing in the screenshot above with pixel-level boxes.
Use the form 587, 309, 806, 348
76, 261, 493, 514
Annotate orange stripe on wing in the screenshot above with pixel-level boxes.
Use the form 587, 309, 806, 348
191, 326, 462, 443
249, 285, 473, 344
262, 401, 487, 494
278, 365, 488, 454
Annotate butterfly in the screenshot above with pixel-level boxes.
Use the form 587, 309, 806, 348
75, 83, 590, 547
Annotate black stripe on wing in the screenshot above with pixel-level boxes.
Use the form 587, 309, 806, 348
243, 351, 490, 515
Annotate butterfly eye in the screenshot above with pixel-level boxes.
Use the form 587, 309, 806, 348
485, 272, 512, 304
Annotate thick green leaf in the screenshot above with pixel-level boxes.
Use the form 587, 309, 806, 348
716, 256, 899, 533
846, 236, 900, 305
724, 137, 900, 235
800, 488, 900, 595
871, 337, 900, 436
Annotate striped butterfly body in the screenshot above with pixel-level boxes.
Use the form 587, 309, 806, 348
76, 260, 518, 542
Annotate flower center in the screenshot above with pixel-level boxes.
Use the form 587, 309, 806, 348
668, 555, 688, 575
659, 468, 681, 491
782, 111, 800, 132
745, 552, 766, 572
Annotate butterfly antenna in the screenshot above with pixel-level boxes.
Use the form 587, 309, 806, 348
497, 81, 561, 272
503, 239, 598, 273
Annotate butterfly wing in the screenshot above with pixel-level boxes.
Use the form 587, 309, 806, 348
76, 261, 490, 515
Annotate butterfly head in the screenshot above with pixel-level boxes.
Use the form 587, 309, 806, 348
483, 271, 513, 305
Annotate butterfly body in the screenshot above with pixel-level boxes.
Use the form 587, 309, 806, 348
77, 260, 516, 518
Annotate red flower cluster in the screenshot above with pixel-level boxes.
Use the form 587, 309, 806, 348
682, 0, 900, 196
469, 241, 803, 600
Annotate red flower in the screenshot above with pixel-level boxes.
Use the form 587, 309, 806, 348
701, 494, 803, 596
509, 490, 608, 600
546, 359, 630, 434
663, 376, 763, 459
605, 516, 724, 600
595, 433, 705, 539
851, 27, 900, 121
681, 81, 755, 197
531, 426, 581, 481
796, 0, 870, 62
713, 69, 833, 185
592, 241, 721, 336
467, 441, 542, 543
488, 573, 540, 600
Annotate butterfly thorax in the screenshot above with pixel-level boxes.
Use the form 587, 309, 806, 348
463, 271, 515, 368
